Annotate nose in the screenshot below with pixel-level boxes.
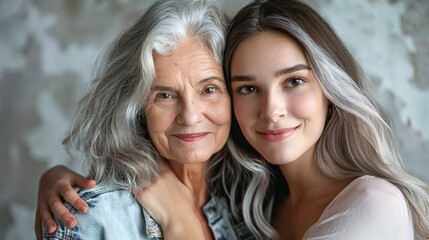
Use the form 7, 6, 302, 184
176, 95, 204, 126
259, 92, 286, 122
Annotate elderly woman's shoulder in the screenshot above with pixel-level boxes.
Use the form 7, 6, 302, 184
65, 181, 140, 223
74, 181, 128, 204
42, 182, 163, 239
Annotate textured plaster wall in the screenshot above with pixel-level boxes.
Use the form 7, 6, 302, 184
0, 0, 428, 239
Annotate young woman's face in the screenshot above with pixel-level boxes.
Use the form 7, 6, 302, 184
230, 31, 329, 165
145, 37, 231, 164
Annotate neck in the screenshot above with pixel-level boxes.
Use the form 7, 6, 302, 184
168, 161, 208, 208
278, 147, 334, 204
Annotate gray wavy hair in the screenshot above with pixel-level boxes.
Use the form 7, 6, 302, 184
63, 0, 228, 192
223, 0, 429, 239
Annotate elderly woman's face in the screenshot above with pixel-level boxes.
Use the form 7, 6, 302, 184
145, 37, 231, 164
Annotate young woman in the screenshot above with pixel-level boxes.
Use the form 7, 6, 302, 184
36, 0, 429, 239
224, 0, 429, 239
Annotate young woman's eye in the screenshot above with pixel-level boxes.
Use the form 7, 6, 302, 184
236, 85, 257, 95
286, 77, 305, 88
204, 85, 219, 94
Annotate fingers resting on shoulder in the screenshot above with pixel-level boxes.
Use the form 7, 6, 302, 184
35, 165, 96, 235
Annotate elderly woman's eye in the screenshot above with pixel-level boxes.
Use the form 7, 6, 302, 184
156, 92, 174, 99
204, 86, 219, 94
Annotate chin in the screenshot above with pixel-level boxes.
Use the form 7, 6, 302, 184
262, 153, 297, 165
182, 153, 212, 164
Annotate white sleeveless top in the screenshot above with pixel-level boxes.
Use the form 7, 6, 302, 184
303, 175, 413, 240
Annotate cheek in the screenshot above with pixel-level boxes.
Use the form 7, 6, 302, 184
212, 98, 231, 146
233, 98, 245, 122
209, 96, 232, 126
233, 96, 257, 130
145, 106, 176, 140
145, 107, 178, 159
292, 90, 328, 125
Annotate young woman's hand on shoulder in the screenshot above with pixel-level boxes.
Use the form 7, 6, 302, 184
35, 165, 96, 239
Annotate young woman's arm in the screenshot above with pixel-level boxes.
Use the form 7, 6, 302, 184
34, 165, 95, 239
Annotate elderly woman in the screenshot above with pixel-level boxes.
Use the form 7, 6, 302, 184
37, 0, 254, 239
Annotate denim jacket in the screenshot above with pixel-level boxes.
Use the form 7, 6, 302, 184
42, 182, 254, 240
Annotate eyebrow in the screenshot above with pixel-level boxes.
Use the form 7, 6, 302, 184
275, 64, 311, 77
151, 76, 224, 91
231, 63, 311, 82
151, 85, 174, 92
199, 76, 224, 85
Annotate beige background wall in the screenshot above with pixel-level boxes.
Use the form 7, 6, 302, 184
1, 0, 428, 239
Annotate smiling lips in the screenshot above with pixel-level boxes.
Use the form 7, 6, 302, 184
173, 132, 209, 142
257, 126, 299, 142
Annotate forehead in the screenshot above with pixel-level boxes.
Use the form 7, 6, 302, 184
153, 38, 223, 86
231, 31, 308, 76
232, 31, 307, 67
